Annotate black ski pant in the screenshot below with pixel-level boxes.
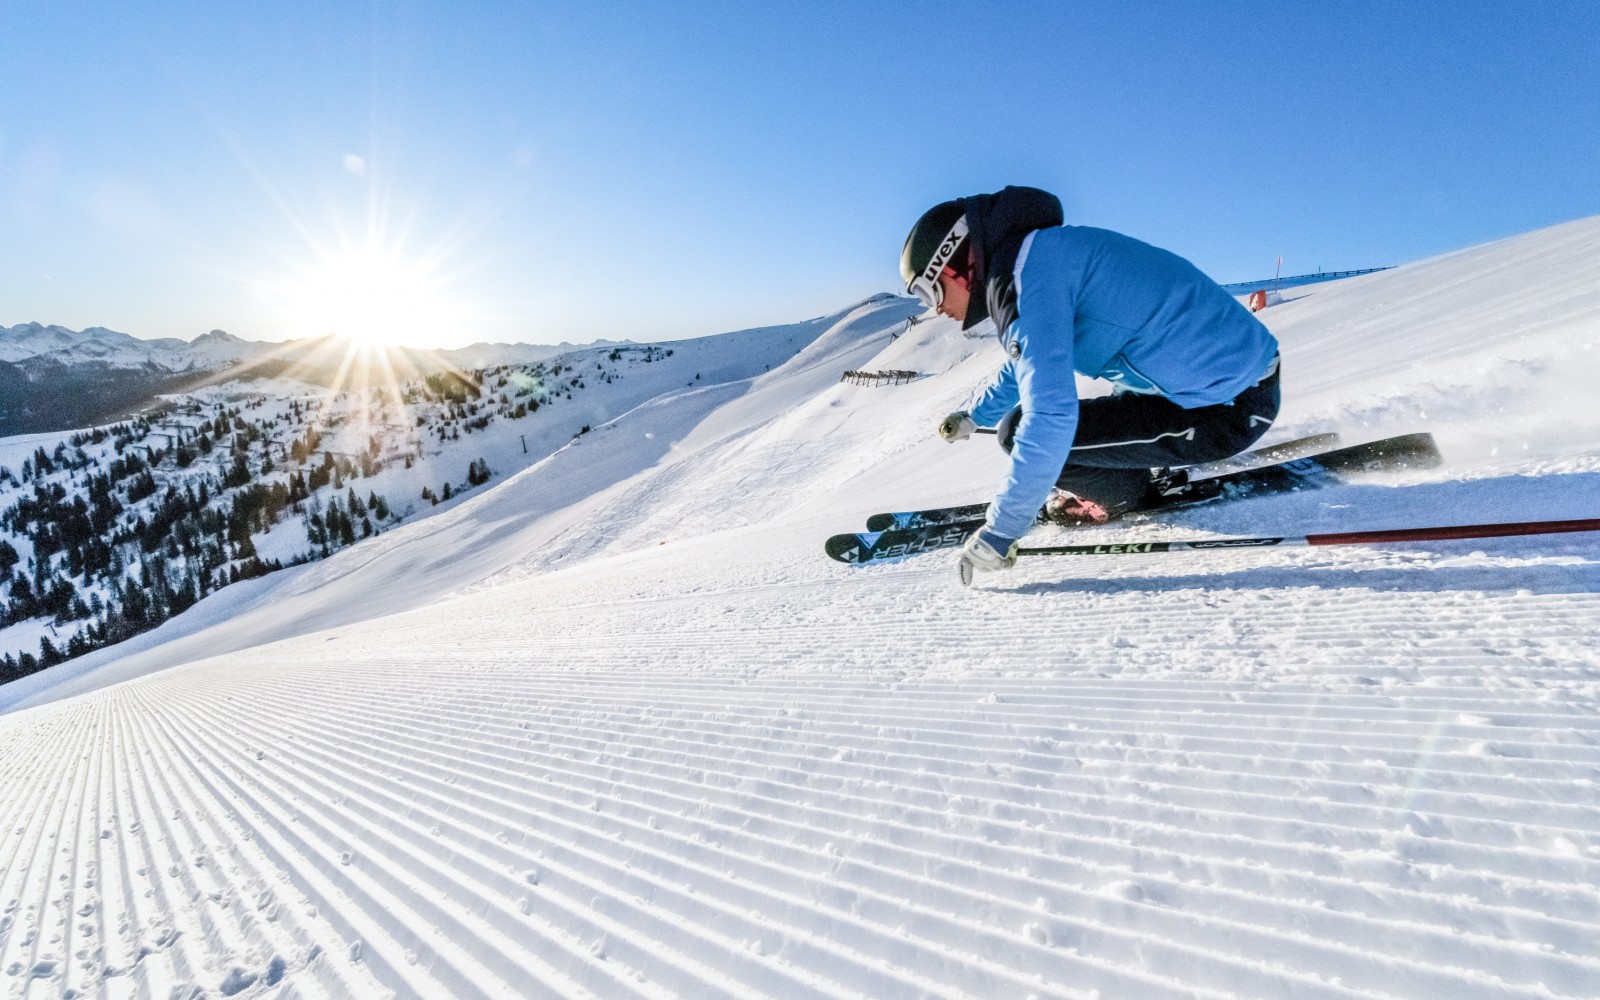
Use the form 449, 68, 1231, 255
995, 362, 1281, 513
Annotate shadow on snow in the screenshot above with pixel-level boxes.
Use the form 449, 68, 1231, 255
998, 471, 1600, 598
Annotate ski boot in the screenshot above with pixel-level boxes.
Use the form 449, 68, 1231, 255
1143, 467, 1224, 508
1146, 467, 1192, 501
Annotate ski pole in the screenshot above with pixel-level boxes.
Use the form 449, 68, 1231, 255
1016, 517, 1600, 558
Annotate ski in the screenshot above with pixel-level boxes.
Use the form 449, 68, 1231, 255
866, 431, 1342, 531
1184, 430, 1440, 496
1191, 430, 1341, 474
864, 503, 990, 535
825, 518, 987, 564
829, 432, 1441, 565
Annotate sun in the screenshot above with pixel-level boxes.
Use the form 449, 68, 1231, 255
282, 245, 450, 349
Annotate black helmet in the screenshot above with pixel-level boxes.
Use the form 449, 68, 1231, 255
900, 200, 968, 308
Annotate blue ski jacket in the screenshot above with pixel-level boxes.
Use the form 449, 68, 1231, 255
959, 190, 1279, 540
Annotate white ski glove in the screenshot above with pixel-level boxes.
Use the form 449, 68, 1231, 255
938, 411, 975, 442
958, 528, 1018, 586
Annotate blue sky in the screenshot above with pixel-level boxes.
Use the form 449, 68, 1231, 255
2, 1, 1596, 348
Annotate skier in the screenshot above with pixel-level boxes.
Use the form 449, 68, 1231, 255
900, 186, 1281, 578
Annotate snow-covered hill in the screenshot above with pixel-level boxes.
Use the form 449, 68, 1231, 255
0, 304, 882, 672
1, 219, 1598, 999
0, 323, 642, 436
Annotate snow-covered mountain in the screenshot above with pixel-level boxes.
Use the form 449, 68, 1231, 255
0, 323, 643, 436
1, 219, 1598, 999
0, 323, 266, 369
0, 323, 628, 372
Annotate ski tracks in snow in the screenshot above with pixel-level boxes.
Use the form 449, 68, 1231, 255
3, 540, 1599, 999
9, 216, 1600, 999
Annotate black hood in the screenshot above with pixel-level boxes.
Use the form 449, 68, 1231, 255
957, 186, 1064, 331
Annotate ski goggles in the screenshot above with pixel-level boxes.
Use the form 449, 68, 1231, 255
906, 215, 969, 311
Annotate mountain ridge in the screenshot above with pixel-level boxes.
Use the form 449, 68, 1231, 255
0, 322, 641, 435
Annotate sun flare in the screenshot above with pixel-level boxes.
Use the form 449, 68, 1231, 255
282, 246, 450, 349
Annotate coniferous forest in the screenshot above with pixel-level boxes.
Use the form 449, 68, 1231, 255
0, 346, 676, 681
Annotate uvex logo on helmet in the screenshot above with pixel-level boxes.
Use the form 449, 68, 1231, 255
905, 215, 969, 311
901, 201, 970, 311
921, 218, 969, 283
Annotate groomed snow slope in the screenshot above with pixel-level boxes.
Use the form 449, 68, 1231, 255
3, 218, 1599, 999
